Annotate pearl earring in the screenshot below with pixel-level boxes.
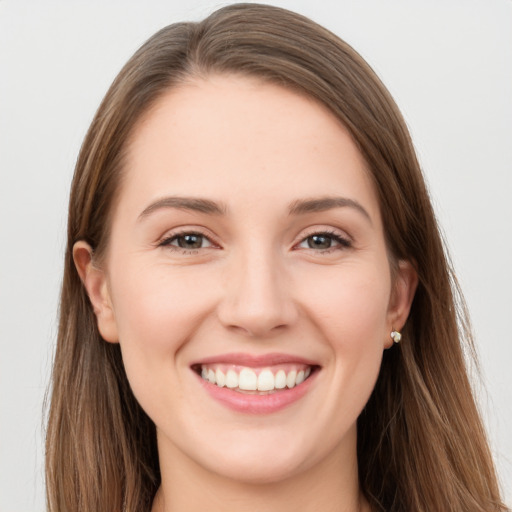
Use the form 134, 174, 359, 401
391, 330, 402, 343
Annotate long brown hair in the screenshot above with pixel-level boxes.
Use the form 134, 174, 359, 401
46, 4, 508, 511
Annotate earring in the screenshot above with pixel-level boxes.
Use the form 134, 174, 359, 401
390, 329, 402, 344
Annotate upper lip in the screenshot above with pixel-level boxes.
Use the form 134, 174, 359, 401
191, 352, 319, 367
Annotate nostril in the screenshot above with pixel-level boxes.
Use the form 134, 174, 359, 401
216, 263, 298, 336
218, 298, 298, 338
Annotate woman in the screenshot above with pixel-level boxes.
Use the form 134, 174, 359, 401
45, 3, 508, 511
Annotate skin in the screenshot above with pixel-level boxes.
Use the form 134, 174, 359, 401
74, 75, 417, 512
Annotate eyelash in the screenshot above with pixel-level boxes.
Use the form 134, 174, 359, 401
297, 229, 352, 254
157, 229, 352, 254
158, 230, 217, 253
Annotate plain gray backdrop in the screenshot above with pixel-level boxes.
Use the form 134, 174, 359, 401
1, 1, 511, 510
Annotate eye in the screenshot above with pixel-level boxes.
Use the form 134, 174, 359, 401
159, 231, 214, 251
297, 231, 351, 252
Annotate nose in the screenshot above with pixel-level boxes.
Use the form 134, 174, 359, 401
217, 247, 298, 338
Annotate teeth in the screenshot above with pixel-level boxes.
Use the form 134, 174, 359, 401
275, 370, 287, 389
199, 364, 313, 392
257, 369, 275, 391
215, 368, 225, 387
239, 368, 257, 390
286, 370, 297, 389
225, 369, 238, 389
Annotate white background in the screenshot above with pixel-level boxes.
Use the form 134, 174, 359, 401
1, 1, 511, 510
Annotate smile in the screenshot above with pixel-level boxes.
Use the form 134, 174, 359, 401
192, 354, 320, 414
198, 364, 313, 393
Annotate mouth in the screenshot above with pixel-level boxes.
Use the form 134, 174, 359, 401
192, 363, 318, 394
191, 354, 320, 414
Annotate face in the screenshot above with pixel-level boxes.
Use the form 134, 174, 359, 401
76, 75, 415, 485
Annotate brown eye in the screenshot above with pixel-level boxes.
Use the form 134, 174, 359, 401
307, 234, 333, 250
176, 234, 204, 249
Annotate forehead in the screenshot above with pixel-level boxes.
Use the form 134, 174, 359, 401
120, 74, 380, 220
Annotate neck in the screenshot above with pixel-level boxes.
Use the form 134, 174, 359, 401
151, 428, 369, 512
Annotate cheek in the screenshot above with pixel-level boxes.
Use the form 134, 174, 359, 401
298, 262, 390, 400
110, 261, 213, 341
326, 288, 388, 384
107, 261, 222, 423
298, 260, 391, 343
107, 261, 220, 387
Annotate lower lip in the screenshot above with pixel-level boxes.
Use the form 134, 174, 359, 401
195, 370, 318, 414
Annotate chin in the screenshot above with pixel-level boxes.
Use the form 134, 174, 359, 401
202, 451, 310, 485
185, 428, 324, 485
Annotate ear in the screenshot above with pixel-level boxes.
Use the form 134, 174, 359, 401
73, 241, 119, 343
385, 259, 418, 348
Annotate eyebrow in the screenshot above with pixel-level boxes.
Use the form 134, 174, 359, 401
287, 196, 372, 223
138, 195, 371, 223
138, 196, 227, 220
